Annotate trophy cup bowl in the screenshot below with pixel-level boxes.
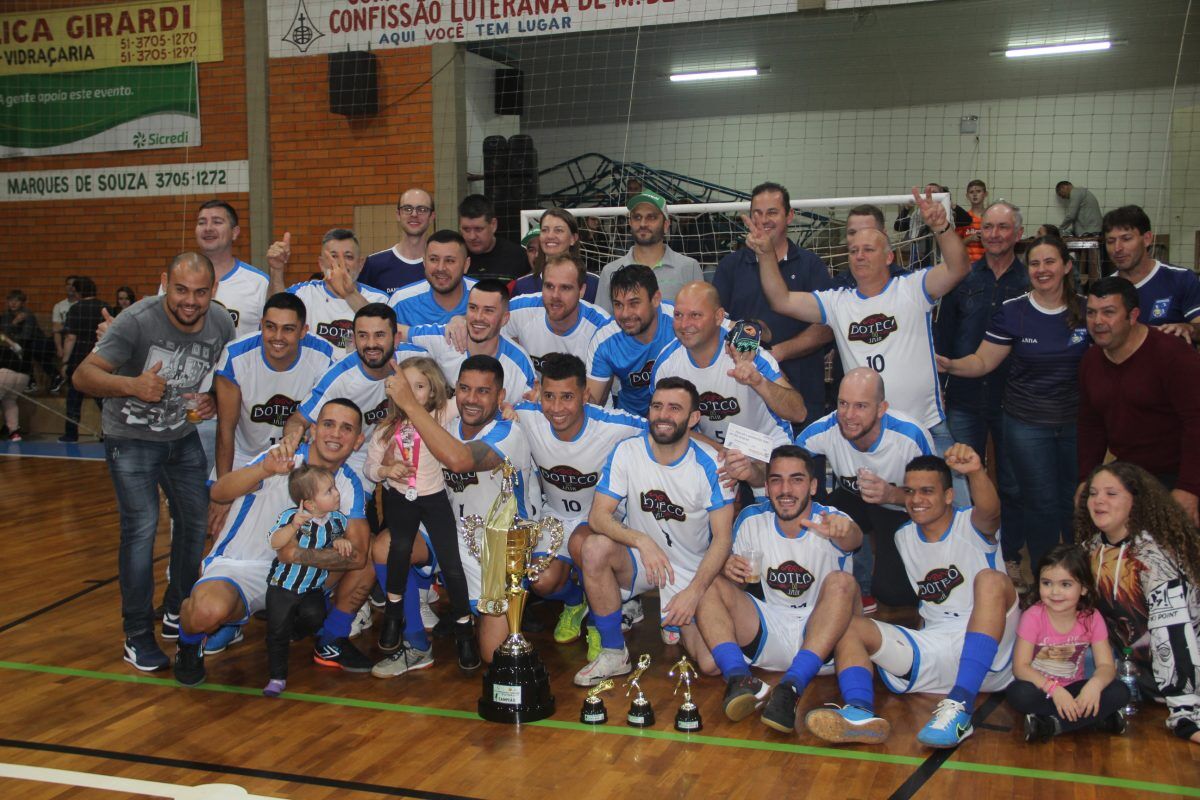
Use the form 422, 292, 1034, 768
465, 461, 565, 724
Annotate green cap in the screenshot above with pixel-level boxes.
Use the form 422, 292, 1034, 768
521, 227, 541, 247
626, 190, 667, 214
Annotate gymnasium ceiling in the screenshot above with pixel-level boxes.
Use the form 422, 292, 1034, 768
467, 0, 1200, 127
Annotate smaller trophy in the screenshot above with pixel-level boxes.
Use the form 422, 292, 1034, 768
624, 654, 655, 728
671, 656, 702, 732
580, 679, 615, 725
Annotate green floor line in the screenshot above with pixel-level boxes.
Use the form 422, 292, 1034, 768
2, 659, 1196, 797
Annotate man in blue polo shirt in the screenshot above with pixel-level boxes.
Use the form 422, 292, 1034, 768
713, 182, 833, 429
360, 187, 436, 294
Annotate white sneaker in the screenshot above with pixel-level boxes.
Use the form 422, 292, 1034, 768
621, 596, 644, 632
661, 626, 681, 646
573, 646, 631, 686
371, 644, 434, 678
420, 591, 440, 630
350, 602, 373, 638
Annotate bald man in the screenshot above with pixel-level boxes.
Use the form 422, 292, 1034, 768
74, 252, 236, 672
752, 189, 969, 472
652, 282, 806, 466
360, 187, 437, 294
795, 368, 935, 609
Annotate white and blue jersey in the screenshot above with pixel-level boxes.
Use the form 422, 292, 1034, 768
388, 277, 478, 327
215, 331, 335, 468
1135, 261, 1200, 326
204, 443, 366, 566
813, 270, 943, 429
297, 352, 390, 486
796, 410, 934, 511
407, 324, 536, 401
503, 295, 612, 370
267, 508, 349, 593
513, 402, 647, 522
732, 500, 854, 617
895, 507, 997, 631
586, 302, 677, 417
651, 341, 793, 448
983, 294, 1089, 426
215, 259, 270, 338
286, 279, 389, 360
597, 435, 734, 573
442, 413, 541, 521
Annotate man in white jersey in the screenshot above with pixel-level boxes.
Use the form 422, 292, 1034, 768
360, 187, 436, 295
794, 368, 933, 611
653, 281, 805, 452
381, 354, 541, 670
388, 230, 479, 328
173, 399, 369, 686
696, 445, 863, 734
574, 377, 735, 685
504, 256, 612, 371
267, 228, 390, 359
195, 200, 269, 338
751, 187, 969, 456
513, 353, 648, 648
807, 445, 1018, 749
407, 279, 536, 402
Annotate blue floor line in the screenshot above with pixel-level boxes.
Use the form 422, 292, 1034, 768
0, 440, 106, 461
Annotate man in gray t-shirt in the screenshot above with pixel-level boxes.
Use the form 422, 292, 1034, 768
74, 253, 234, 673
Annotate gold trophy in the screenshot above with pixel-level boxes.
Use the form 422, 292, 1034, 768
671, 656, 702, 732
580, 679, 615, 724
463, 460, 564, 724
624, 654, 655, 727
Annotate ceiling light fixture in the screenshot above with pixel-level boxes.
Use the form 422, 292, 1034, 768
1005, 40, 1112, 58
669, 68, 759, 82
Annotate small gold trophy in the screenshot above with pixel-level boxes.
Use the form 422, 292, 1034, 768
580, 679, 615, 725
671, 656, 702, 732
463, 460, 564, 724
624, 654, 655, 727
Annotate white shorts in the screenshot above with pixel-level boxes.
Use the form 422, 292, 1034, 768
743, 595, 836, 674
533, 514, 585, 565
194, 557, 273, 625
871, 601, 1020, 695
623, 546, 696, 621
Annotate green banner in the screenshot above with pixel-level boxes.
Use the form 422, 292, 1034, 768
0, 62, 199, 157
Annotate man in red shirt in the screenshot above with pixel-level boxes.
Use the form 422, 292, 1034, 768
1078, 276, 1200, 524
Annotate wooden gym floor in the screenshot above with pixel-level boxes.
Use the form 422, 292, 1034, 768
0, 451, 1197, 799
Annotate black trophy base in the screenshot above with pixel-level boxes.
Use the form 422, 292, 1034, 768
626, 701, 655, 728
675, 703, 702, 732
478, 648, 556, 724
580, 698, 608, 725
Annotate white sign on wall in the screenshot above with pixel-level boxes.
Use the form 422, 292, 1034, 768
0, 159, 248, 201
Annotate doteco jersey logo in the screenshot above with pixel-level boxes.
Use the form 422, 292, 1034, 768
628, 359, 656, 388
848, 314, 898, 345
640, 489, 686, 522
250, 394, 298, 427
315, 320, 353, 350
363, 398, 389, 426
699, 391, 740, 422
766, 560, 815, 598
917, 564, 964, 604
540, 465, 599, 492
442, 468, 479, 493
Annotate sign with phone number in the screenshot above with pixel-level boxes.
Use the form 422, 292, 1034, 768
0, 159, 248, 201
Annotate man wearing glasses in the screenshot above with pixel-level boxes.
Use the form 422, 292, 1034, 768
360, 188, 436, 294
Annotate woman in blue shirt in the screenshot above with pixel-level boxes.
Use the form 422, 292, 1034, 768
937, 236, 1090, 568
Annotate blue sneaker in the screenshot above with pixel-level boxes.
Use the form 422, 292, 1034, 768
123, 633, 169, 672
161, 612, 180, 641
805, 704, 891, 744
203, 624, 244, 655
916, 698, 973, 748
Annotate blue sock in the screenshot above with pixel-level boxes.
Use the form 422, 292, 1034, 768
403, 569, 431, 651
178, 629, 205, 646
541, 577, 584, 606
948, 631, 999, 707
593, 610, 624, 650
373, 563, 388, 593
412, 569, 433, 592
318, 608, 353, 646
838, 666, 875, 713
711, 641, 750, 679
782, 649, 823, 692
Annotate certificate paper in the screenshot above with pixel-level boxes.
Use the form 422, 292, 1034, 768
722, 424, 774, 463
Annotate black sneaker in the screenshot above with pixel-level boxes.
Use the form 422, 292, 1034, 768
369, 582, 386, 609
378, 615, 403, 653
174, 642, 206, 687
50, 376, 65, 393
455, 619, 482, 673
161, 611, 180, 641
1022, 713, 1057, 743
312, 637, 373, 673
1103, 709, 1128, 736
761, 681, 800, 733
723, 674, 770, 722
123, 633, 169, 672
